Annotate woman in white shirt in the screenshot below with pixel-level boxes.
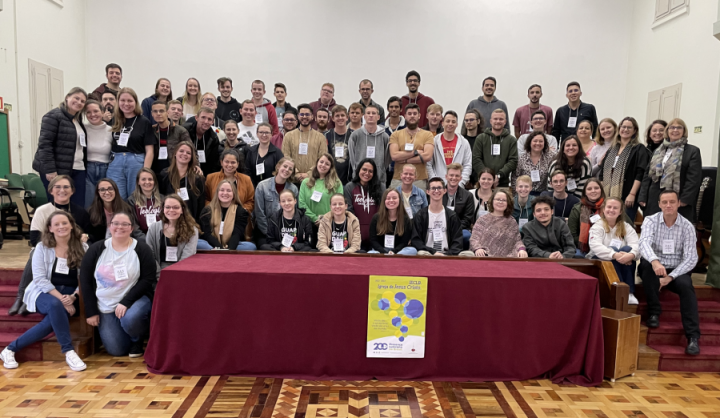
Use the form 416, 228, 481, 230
588, 197, 640, 304
84, 99, 114, 207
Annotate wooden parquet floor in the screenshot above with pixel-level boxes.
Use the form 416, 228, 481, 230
0, 354, 719, 418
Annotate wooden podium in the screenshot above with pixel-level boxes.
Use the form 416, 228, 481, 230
601, 308, 640, 381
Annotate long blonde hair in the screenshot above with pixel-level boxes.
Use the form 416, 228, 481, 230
112, 87, 143, 132
594, 118, 617, 146
181, 78, 202, 114
307, 153, 340, 192
600, 197, 628, 239
204, 180, 242, 239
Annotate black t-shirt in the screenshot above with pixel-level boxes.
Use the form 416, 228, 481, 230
331, 219, 348, 251
281, 216, 298, 245
112, 115, 157, 154
51, 258, 78, 287
152, 127, 171, 174
465, 134, 478, 185
326, 130, 352, 185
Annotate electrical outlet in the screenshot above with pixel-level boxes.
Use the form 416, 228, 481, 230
694, 126, 702, 133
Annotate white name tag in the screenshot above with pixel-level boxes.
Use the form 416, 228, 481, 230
118, 132, 130, 147
256, 163, 265, 175
178, 187, 189, 201
311, 190, 323, 202
432, 228, 443, 242
590, 214, 601, 224
404, 143, 414, 151
567, 178, 577, 191
166, 246, 178, 262
114, 263, 129, 281
185, 113, 195, 121
197, 150, 206, 163
159, 146, 168, 160
492, 144, 500, 155
406, 207, 413, 219
79, 133, 86, 147
530, 170, 541, 182
366, 146, 376, 158
613, 156, 619, 168
568, 117, 577, 128
56, 257, 70, 275
282, 234, 294, 247
333, 238, 344, 252
299, 143, 308, 155
447, 206, 455, 211
255, 114, 263, 124
335, 146, 344, 158
146, 213, 157, 225
384, 235, 395, 248
219, 221, 224, 234
519, 218, 528, 228
663, 239, 675, 254
610, 239, 622, 249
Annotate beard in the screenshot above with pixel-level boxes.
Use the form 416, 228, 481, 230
317, 122, 328, 130
407, 122, 418, 130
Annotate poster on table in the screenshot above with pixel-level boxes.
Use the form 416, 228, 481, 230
367, 275, 427, 358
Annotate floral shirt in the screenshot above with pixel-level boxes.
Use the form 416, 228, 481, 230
512, 150, 556, 192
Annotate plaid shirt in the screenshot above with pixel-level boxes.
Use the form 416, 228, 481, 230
639, 212, 697, 278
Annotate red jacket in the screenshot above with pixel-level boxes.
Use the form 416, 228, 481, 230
401, 92, 435, 128
258, 100, 280, 135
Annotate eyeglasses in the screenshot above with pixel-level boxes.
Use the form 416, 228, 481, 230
429, 187, 444, 192
202, 98, 217, 103
283, 118, 297, 122
164, 205, 181, 211
494, 199, 507, 203
619, 126, 634, 131
99, 187, 114, 194
110, 222, 132, 228
53, 185, 71, 190
258, 131, 272, 136
668, 126, 684, 131
407, 79, 419, 84
531, 117, 546, 122
321, 89, 334, 94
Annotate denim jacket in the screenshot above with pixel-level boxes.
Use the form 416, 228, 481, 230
395, 185, 428, 218
254, 176, 299, 235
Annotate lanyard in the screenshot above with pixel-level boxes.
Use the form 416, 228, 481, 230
332, 219, 347, 237
282, 216, 297, 231
195, 136, 206, 151
123, 116, 138, 134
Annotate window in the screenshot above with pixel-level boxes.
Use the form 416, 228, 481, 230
653, 0, 689, 28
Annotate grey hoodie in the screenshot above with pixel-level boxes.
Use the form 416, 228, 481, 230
348, 125, 390, 185
466, 96, 510, 130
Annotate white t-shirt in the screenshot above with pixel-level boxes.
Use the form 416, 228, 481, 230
425, 208, 448, 252
239, 123, 259, 146
94, 238, 141, 313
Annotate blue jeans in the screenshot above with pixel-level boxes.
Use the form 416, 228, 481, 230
40, 169, 86, 208
8, 285, 75, 353
98, 295, 152, 356
575, 248, 587, 257
594, 245, 636, 293
462, 229, 471, 250
107, 153, 145, 200
85, 161, 109, 208
368, 247, 418, 255
197, 239, 256, 251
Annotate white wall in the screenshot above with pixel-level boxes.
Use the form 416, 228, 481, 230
624, 0, 720, 163
0, 0, 87, 174
85, 0, 633, 130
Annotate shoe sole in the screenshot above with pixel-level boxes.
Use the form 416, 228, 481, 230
68, 364, 86, 371
128, 353, 144, 358
2, 360, 18, 369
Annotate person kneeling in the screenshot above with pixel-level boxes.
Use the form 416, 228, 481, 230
317, 194, 361, 253
411, 177, 463, 256
1, 211, 87, 371
460, 189, 527, 258
260, 189, 314, 252
197, 180, 252, 250
588, 197, 640, 304
368, 188, 417, 255
146, 195, 199, 278
80, 212, 156, 357
522, 195, 576, 258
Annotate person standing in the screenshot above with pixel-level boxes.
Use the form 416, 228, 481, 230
388, 104, 434, 190
282, 104, 332, 185
309, 83, 337, 131
326, 105, 352, 184
512, 84, 553, 138
401, 71, 435, 128
216, 77, 241, 123
183, 107, 221, 176
471, 109, 517, 188
150, 101, 191, 177
245, 123, 284, 187
645, 120, 667, 154
590, 118, 616, 175
348, 105, 390, 187
552, 81, 599, 141
83, 99, 114, 207
396, 165, 428, 219
140, 78, 172, 124
358, 79, 386, 123
298, 154, 344, 224
177, 78, 202, 120
91, 63, 122, 101
273, 83, 297, 128
427, 111, 472, 188
250, 80, 279, 135
466, 76, 510, 131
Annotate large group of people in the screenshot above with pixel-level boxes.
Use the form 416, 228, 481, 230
1, 64, 706, 371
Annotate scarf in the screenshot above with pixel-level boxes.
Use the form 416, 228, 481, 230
602, 143, 633, 199
649, 137, 687, 193
213, 205, 237, 248
579, 197, 603, 253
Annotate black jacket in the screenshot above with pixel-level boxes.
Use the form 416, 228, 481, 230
198, 205, 249, 249
411, 207, 463, 255
264, 208, 314, 251
158, 168, 206, 223
552, 102, 599, 141
521, 216, 576, 258
80, 239, 157, 318
183, 120, 222, 175
272, 101, 297, 115
32, 106, 87, 175
638, 143, 702, 223
244, 143, 285, 187
369, 213, 413, 254
442, 187, 475, 230
87, 201, 146, 244
216, 97, 242, 123
598, 144, 652, 201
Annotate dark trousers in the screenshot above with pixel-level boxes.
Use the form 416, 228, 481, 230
639, 259, 700, 339
593, 246, 636, 292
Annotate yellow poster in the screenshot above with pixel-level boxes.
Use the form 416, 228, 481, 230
366, 275, 427, 358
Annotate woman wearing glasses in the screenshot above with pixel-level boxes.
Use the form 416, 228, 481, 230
145, 195, 199, 277
638, 118, 702, 222
244, 123, 284, 187
87, 179, 145, 242
463, 189, 527, 258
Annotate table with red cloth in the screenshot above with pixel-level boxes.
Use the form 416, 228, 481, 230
145, 254, 604, 386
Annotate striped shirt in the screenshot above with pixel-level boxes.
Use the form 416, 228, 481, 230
638, 212, 697, 278
547, 157, 592, 199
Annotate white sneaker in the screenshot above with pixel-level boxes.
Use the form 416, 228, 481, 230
0, 348, 18, 369
65, 350, 86, 372
628, 294, 639, 305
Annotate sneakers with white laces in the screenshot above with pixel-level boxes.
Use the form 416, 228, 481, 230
65, 350, 86, 371
628, 294, 639, 305
0, 348, 18, 369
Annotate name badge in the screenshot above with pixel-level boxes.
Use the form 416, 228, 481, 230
333, 238, 344, 252
404, 143, 414, 151
519, 218, 528, 228
219, 221, 224, 234
282, 234, 294, 247
178, 187, 189, 201
79, 133, 86, 147
118, 132, 130, 147
366, 146, 376, 158
384, 235, 395, 248
527, 121, 533, 132
146, 213, 157, 225
447, 206, 455, 211
185, 113, 195, 121
610, 238, 622, 249
335, 146, 344, 158
568, 117, 577, 128
255, 114, 263, 124
567, 178, 577, 191
492, 144, 501, 155
114, 263, 129, 281
311, 190, 323, 202
299, 143, 308, 155
56, 257, 70, 275
159, 146, 168, 160
662, 239, 675, 254
166, 246, 178, 262
432, 228, 443, 242
612, 156, 619, 168
256, 163, 265, 175
530, 170, 541, 182
405, 207, 413, 219
197, 150, 206, 163
590, 214, 601, 224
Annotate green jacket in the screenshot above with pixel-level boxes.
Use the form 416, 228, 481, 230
568, 202, 633, 248
471, 128, 518, 187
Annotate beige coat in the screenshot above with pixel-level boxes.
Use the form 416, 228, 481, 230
317, 211, 361, 253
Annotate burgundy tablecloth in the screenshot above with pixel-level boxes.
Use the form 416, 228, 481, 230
145, 254, 603, 385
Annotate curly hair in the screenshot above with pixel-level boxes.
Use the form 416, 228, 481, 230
42, 211, 86, 268
169, 141, 202, 195
160, 194, 199, 245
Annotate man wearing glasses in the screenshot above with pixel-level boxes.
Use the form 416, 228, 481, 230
512, 84, 554, 138
281, 103, 327, 184
401, 70, 435, 128
410, 177, 463, 256
310, 83, 337, 131
251, 80, 279, 135
271, 109, 298, 149
358, 79, 386, 124
516, 110, 558, 156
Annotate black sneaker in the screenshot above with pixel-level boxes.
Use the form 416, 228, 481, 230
129, 340, 145, 358
646, 315, 660, 328
685, 338, 700, 356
